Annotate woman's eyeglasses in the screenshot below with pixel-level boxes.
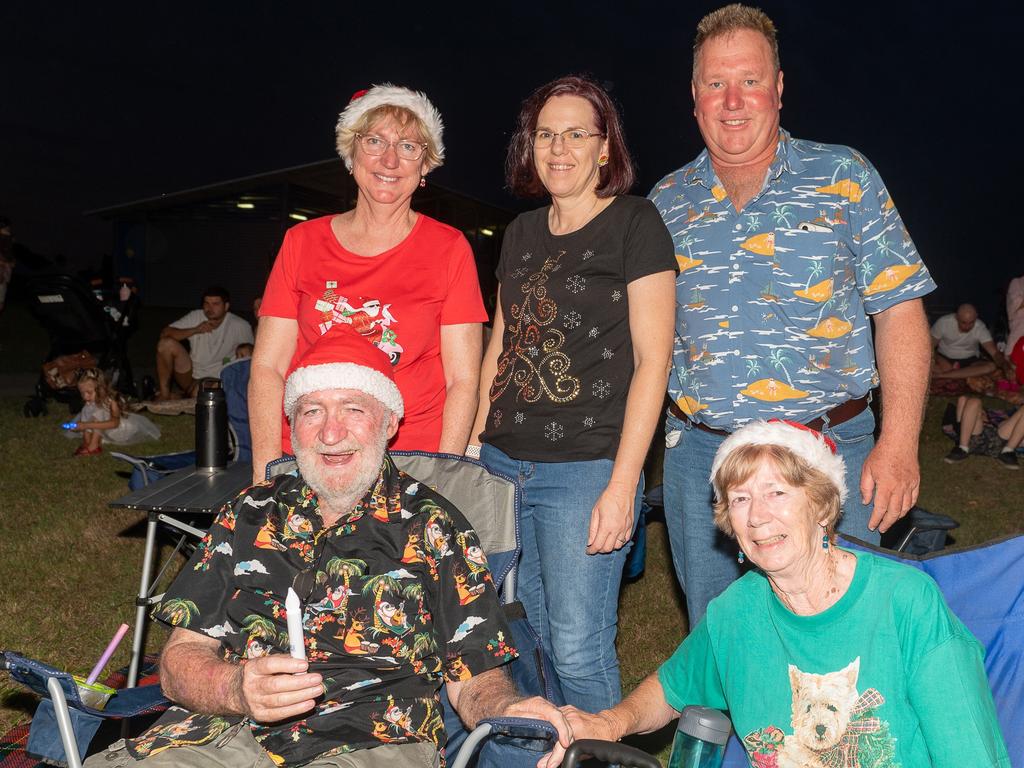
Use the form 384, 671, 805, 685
356, 133, 428, 161
533, 129, 605, 149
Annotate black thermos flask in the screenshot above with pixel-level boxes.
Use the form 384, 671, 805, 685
196, 381, 228, 470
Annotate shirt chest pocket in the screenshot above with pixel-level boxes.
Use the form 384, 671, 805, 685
772, 227, 844, 309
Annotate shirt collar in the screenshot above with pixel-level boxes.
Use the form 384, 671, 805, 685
689, 128, 803, 187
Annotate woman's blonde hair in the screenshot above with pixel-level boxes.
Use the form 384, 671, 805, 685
335, 105, 443, 173
711, 443, 842, 541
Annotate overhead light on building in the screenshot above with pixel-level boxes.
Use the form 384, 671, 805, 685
480, 227, 494, 237
289, 212, 308, 221
236, 202, 255, 209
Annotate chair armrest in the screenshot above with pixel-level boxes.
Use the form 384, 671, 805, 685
449, 717, 558, 768
562, 739, 661, 768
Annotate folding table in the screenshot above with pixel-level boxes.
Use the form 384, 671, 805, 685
108, 461, 252, 686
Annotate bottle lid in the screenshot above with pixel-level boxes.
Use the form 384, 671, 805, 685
677, 706, 731, 745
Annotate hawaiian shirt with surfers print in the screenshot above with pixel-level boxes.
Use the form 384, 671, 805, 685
130, 455, 516, 767
649, 129, 936, 430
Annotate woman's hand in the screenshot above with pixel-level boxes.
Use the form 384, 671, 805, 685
587, 479, 635, 555
536, 706, 622, 768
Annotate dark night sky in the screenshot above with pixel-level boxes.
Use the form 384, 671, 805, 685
2, 1, 1019, 320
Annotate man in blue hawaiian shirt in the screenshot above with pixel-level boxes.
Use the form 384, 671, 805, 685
649, 4, 934, 624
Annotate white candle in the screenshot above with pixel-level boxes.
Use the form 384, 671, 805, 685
285, 587, 306, 660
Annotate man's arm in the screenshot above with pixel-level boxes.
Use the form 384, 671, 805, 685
159, 627, 322, 724
160, 314, 220, 341
863, 298, 931, 532
446, 667, 572, 755
980, 339, 1012, 376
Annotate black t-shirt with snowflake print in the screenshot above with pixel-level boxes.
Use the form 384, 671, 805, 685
482, 195, 675, 461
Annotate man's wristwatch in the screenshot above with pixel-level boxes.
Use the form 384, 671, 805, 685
464, 444, 482, 460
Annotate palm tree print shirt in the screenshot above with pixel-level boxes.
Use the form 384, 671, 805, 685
133, 455, 516, 766
650, 129, 935, 429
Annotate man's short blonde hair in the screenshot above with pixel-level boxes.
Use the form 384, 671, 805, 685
711, 444, 842, 542
335, 105, 443, 172
693, 3, 780, 82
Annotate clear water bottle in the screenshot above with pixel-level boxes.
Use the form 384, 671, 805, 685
196, 381, 228, 470
667, 706, 731, 768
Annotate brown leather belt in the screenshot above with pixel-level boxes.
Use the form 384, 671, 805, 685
669, 396, 869, 436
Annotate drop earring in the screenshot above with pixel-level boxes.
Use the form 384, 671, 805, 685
821, 525, 829, 550
419, 177, 426, 188
737, 550, 745, 564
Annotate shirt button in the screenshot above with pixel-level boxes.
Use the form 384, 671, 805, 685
732, 305, 739, 312
734, 223, 742, 231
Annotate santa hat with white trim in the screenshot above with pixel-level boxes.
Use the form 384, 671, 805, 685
710, 419, 847, 503
335, 84, 445, 171
284, 326, 404, 421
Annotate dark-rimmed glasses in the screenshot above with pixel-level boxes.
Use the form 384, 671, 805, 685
356, 133, 428, 161
533, 129, 605, 149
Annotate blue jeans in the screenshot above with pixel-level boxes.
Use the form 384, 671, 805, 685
662, 405, 879, 625
480, 444, 641, 712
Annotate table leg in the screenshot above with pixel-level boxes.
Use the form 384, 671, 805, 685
127, 511, 160, 688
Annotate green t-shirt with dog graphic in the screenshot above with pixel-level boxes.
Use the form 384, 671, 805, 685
658, 550, 1009, 767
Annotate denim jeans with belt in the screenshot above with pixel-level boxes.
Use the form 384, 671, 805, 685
662, 405, 879, 626
480, 443, 641, 712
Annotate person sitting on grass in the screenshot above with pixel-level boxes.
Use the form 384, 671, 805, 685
64, 368, 160, 456
944, 395, 1024, 469
931, 304, 1013, 381
155, 285, 253, 400
84, 326, 570, 768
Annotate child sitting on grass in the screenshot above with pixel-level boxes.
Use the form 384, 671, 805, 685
64, 368, 160, 456
944, 395, 1024, 469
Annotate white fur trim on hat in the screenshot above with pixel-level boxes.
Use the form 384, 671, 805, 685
336, 84, 445, 171
284, 362, 404, 421
710, 420, 847, 503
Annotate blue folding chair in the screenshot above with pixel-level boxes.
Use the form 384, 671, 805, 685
112, 359, 251, 490
839, 533, 1024, 766
0, 651, 167, 768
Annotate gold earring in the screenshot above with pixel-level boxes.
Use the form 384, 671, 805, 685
598, 155, 609, 167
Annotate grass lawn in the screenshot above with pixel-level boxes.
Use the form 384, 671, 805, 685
0, 292, 1021, 758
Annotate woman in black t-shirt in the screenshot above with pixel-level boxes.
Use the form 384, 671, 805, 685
468, 75, 676, 711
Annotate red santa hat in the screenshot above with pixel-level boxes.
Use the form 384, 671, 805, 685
335, 84, 445, 171
710, 419, 847, 503
284, 327, 404, 420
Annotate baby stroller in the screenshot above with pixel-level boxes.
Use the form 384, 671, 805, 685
23, 274, 138, 416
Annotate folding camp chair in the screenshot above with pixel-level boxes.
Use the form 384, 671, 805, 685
0, 651, 167, 768
111, 359, 251, 491
840, 533, 1024, 766
265, 451, 566, 768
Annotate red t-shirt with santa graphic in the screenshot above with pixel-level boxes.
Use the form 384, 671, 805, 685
260, 214, 487, 452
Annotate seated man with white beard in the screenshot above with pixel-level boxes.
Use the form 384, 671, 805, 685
86, 326, 571, 768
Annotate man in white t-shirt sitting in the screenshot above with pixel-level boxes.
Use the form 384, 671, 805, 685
156, 285, 254, 399
930, 303, 1010, 380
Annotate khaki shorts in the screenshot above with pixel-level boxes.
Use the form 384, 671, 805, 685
84, 727, 439, 768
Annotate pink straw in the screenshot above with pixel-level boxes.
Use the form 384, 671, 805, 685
85, 623, 130, 685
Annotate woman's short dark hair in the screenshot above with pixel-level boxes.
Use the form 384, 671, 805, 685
505, 75, 636, 199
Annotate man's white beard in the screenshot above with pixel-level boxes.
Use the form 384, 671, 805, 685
294, 429, 389, 518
